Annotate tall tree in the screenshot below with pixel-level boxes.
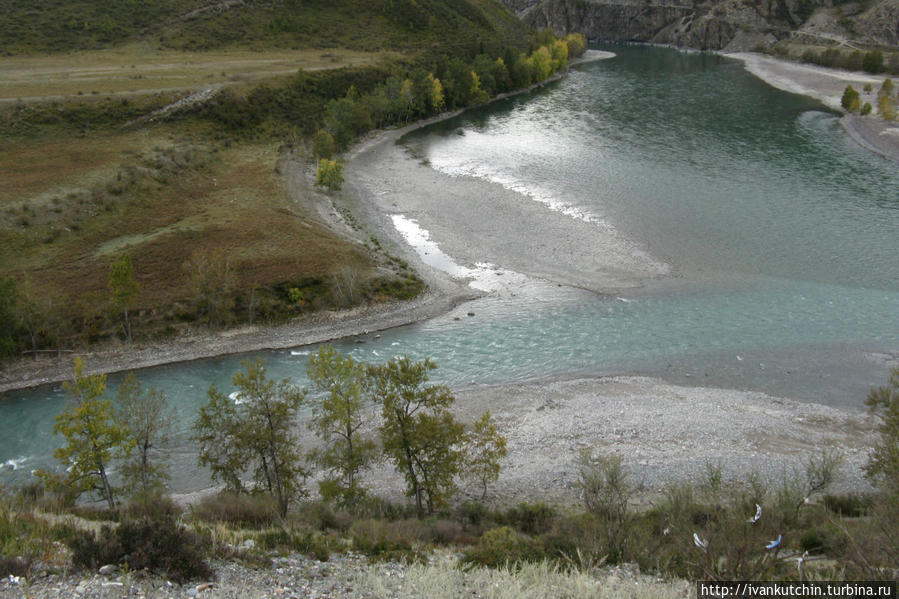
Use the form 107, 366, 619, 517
462, 410, 507, 500
193, 359, 306, 516
117, 373, 175, 499
37, 358, 132, 509
368, 356, 465, 515
306, 345, 377, 508
108, 253, 139, 343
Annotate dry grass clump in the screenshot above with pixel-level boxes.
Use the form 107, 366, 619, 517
360, 558, 690, 599
191, 492, 279, 528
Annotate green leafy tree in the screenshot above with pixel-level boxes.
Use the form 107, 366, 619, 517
877, 94, 896, 120
564, 33, 587, 59
194, 359, 306, 516
529, 46, 554, 82
306, 345, 378, 507
441, 57, 479, 108
323, 92, 372, 150
550, 39, 569, 71
491, 58, 512, 94
312, 129, 336, 160
841, 84, 861, 112
37, 358, 132, 509
862, 51, 884, 74
428, 73, 446, 114
192, 382, 246, 494
864, 365, 899, 492
368, 356, 465, 515
316, 158, 344, 191
463, 410, 507, 499
472, 54, 498, 97
108, 253, 139, 343
117, 373, 175, 499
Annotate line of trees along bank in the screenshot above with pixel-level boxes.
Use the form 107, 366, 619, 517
36, 347, 507, 518
309, 32, 586, 188
314, 32, 587, 158
196, 31, 587, 147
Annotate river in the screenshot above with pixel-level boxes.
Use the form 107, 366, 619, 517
1, 45, 897, 493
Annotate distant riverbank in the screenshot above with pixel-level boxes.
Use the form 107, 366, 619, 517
0, 51, 613, 395
729, 52, 899, 164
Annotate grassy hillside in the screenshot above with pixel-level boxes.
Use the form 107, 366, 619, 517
0, 0, 532, 55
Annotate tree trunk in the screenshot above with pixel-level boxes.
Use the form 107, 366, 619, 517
96, 457, 116, 511
123, 307, 132, 344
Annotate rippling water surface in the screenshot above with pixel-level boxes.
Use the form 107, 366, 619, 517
2, 46, 897, 491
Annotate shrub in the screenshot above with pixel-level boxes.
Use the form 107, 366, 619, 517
303, 501, 338, 531
290, 531, 333, 561
862, 51, 885, 74
0, 556, 29, 578
349, 519, 425, 562
429, 519, 466, 544
841, 85, 861, 112
863, 366, 899, 491
824, 493, 873, 517
68, 517, 212, 583
312, 129, 336, 160
536, 514, 604, 568
504, 502, 556, 535
577, 450, 635, 563
461, 526, 539, 569
252, 526, 332, 560
67, 525, 123, 571
861, 102, 873, 116
455, 501, 493, 528
192, 492, 279, 527
122, 493, 181, 521
564, 33, 587, 59
315, 158, 344, 191
117, 517, 212, 582
836, 492, 899, 579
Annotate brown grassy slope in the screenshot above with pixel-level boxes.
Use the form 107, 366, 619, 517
0, 126, 380, 345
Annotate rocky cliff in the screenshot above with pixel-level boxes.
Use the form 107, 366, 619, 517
502, 0, 899, 52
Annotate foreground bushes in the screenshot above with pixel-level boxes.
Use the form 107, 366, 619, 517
67, 516, 212, 583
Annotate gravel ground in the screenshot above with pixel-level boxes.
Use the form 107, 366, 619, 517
0, 551, 691, 599
343, 376, 877, 510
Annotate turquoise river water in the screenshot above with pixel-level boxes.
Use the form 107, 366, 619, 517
1, 46, 897, 492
